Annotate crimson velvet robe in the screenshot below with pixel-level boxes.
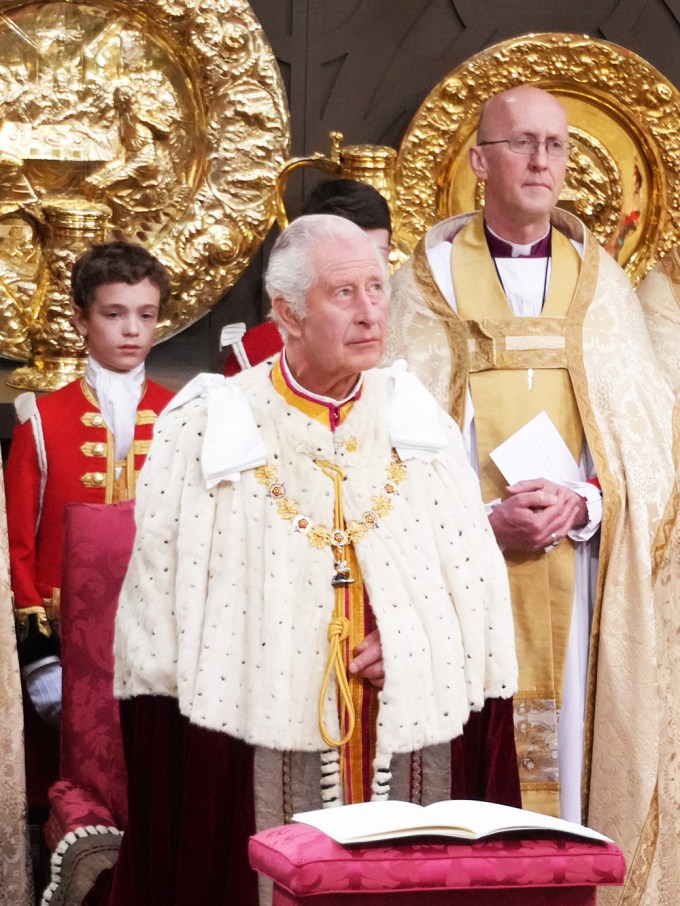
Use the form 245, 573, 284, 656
85, 695, 518, 905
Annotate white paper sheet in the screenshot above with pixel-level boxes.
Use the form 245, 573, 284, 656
489, 410, 582, 486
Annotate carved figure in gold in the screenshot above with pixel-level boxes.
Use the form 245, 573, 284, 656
84, 80, 180, 218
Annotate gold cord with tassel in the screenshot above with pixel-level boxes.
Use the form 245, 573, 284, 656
315, 459, 356, 747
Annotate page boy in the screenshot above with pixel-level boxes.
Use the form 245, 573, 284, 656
5, 239, 174, 810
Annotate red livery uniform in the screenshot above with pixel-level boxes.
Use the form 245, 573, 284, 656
6, 376, 173, 808
223, 321, 283, 376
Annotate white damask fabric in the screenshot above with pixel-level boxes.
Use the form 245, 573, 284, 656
636, 248, 680, 394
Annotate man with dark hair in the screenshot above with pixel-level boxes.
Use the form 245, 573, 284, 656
301, 177, 391, 255
223, 178, 392, 375
5, 239, 174, 811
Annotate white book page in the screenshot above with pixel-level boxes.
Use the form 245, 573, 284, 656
422, 801, 611, 844
489, 411, 582, 486
293, 801, 426, 843
292, 799, 612, 845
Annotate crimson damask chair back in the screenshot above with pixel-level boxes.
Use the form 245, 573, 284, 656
42, 501, 136, 906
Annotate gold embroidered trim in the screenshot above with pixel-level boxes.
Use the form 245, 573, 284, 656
520, 781, 561, 791
562, 224, 615, 819
136, 409, 159, 426
79, 378, 143, 502
464, 318, 569, 371
619, 783, 659, 903
81, 441, 107, 458
81, 411, 106, 428
255, 452, 406, 550
651, 394, 680, 582
412, 237, 470, 428
513, 696, 560, 788
14, 605, 52, 639
80, 471, 106, 488
43, 588, 61, 623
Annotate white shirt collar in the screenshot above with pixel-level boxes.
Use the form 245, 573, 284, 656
486, 222, 551, 258
84, 357, 145, 461
280, 349, 363, 405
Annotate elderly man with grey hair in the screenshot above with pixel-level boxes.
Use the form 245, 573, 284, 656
93, 214, 519, 905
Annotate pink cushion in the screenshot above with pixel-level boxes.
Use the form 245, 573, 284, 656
249, 823, 626, 897
57, 501, 136, 829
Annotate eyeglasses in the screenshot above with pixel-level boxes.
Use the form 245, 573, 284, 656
478, 137, 573, 158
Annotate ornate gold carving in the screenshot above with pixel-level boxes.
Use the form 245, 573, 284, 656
6, 197, 111, 389
0, 0, 290, 381
661, 246, 680, 288
393, 33, 680, 286
275, 132, 404, 267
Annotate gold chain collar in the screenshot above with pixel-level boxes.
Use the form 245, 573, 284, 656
254, 451, 406, 549
255, 450, 406, 748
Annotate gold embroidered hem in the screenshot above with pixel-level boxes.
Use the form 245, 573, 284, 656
513, 694, 560, 818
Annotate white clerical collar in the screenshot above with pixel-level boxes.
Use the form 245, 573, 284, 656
486, 223, 551, 258
85, 357, 145, 461
280, 349, 363, 406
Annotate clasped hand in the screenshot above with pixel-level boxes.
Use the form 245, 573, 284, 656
488, 478, 588, 552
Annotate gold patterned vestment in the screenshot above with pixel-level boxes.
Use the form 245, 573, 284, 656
385, 209, 679, 906
636, 248, 680, 394
450, 214, 583, 819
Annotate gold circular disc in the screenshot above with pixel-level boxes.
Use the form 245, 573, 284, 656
0, 0, 290, 359
393, 33, 680, 286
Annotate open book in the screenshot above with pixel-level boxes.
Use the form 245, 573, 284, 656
292, 800, 613, 846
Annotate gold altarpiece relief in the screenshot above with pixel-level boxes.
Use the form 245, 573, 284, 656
0, 0, 290, 389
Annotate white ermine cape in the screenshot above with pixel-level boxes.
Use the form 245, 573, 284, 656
114, 362, 517, 762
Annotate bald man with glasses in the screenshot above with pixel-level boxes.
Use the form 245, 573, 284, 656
385, 85, 677, 901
